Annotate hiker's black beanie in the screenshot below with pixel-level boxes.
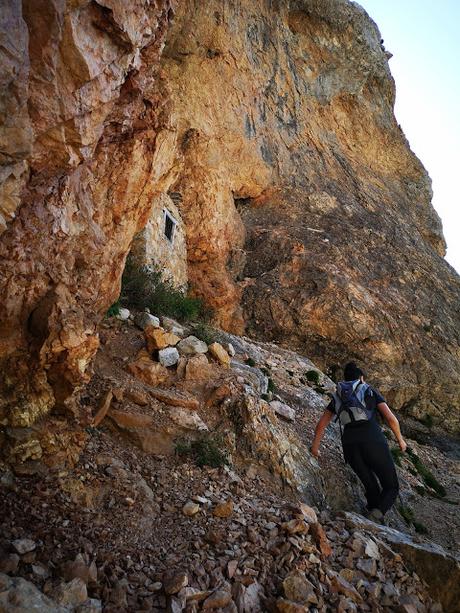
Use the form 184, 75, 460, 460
343, 362, 364, 381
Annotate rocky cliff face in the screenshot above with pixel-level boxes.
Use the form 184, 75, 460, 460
0, 0, 459, 459
158, 0, 460, 429
0, 0, 176, 437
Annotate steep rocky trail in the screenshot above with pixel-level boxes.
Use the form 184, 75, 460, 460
1, 314, 459, 611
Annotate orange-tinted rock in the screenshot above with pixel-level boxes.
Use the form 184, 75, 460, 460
145, 326, 180, 352
310, 523, 332, 557
208, 342, 231, 367
128, 351, 169, 387
92, 390, 113, 427
0, 0, 176, 459
213, 500, 233, 518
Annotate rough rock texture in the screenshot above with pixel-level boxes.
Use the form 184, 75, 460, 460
0, 0, 176, 454
1, 0, 460, 468
158, 0, 460, 430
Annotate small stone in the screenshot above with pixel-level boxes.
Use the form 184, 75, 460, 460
164, 572, 188, 595
328, 570, 363, 602
11, 538, 36, 555
162, 317, 186, 336
226, 343, 236, 357
297, 503, 318, 524
192, 495, 210, 504
177, 335, 208, 355
183, 501, 200, 516
208, 342, 231, 367
213, 500, 234, 518
364, 538, 380, 560
128, 350, 169, 386
283, 571, 315, 602
339, 568, 354, 583
116, 308, 130, 320
93, 390, 113, 427
356, 557, 377, 577
202, 589, 232, 609
158, 347, 180, 367
31, 563, 50, 579
145, 326, 180, 351
227, 560, 238, 579
282, 519, 309, 535
52, 578, 88, 607
270, 400, 296, 421
185, 354, 215, 381
309, 523, 332, 556
134, 312, 160, 329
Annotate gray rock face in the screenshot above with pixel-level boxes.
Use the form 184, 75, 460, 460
158, 347, 180, 367
0, 573, 66, 612
177, 336, 208, 355
134, 312, 160, 330
270, 400, 296, 421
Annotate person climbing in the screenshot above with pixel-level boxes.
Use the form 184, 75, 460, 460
310, 361, 407, 523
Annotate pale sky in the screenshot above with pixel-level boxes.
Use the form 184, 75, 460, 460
358, 0, 460, 273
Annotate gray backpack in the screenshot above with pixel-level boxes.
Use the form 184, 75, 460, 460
332, 380, 373, 427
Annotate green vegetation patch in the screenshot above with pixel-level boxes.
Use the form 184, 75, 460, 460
419, 414, 434, 428
267, 378, 275, 393
391, 447, 404, 467
175, 433, 228, 468
191, 322, 218, 345
398, 504, 414, 525
120, 256, 205, 322
413, 521, 429, 535
407, 448, 446, 497
245, 357, 256, 367
106, 301, 121, 317
305, 370, 320, 385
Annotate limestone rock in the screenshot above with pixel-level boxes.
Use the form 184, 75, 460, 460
168, 407, 208, 431
116, 308, 131, 321
158, 347, 180, 367
160, 0, 460, 431
185, 354, 215, 382
270, 400, 295, 422
208, 342, 231, 367
145, 326, 180, 352
0, 573, 66, 612
128, 351, 169, 387
310, 523, 332, 557
162, 317, 186, 336
177, 336, 208, 355
11, 539, 36, 555
283, 571, 315, 603
213, 500, 234, 518
282, 519, 308, 535
328, 570, 363, 602
182, 501, 200, 516
134, 312, 160, 330
164, 572, 188, 595
51, 578, 88, 607
202, 590, 232, 609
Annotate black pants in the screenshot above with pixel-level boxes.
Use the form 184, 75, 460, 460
343, 441, 399, 514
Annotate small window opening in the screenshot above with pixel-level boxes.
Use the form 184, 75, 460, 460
163, 209, 177, 243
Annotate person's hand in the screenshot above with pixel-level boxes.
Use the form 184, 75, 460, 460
399, 439, 407, 453
310, 444, 321, 458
